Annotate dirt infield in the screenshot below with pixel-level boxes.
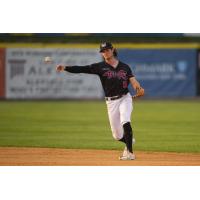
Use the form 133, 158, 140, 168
0, 147, 200, 166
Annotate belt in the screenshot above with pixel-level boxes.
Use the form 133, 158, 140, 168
105, 95, 124, 101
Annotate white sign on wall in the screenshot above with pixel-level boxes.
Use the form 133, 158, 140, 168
6, 48, 103, 99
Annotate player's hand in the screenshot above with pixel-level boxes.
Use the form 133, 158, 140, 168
132, 87, 145, 99
56, 65, 65, 72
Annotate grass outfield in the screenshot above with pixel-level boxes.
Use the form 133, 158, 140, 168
0, 100, 200, 153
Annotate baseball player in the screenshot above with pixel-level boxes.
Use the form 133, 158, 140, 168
56, 42, 144, 160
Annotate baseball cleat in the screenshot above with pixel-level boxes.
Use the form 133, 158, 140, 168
119, 152, 135, 160
119, 138, 136, 160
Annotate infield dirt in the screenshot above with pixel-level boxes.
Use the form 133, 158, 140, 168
0, 147, 200, 166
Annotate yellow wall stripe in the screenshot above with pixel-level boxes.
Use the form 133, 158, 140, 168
0, 43, 200, 49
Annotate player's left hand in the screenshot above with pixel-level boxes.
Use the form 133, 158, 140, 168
132, 87, 145, 99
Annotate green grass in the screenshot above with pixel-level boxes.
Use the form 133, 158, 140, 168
0, 100, 200, 153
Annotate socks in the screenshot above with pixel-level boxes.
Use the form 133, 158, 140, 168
122, 122, 133, 153
118, 136, 126, 143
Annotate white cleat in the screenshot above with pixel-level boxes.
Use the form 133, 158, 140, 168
119, 151, 136, 160
119, 138, 136, 160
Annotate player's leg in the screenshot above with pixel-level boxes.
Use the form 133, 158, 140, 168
106, 99, 124, 141
119, 93, 135, 155
122, 122, 133, 153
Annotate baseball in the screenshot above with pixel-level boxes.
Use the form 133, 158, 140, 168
44, 56, 52, 63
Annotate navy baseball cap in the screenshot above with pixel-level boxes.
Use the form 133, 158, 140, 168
99, 42, 113, 52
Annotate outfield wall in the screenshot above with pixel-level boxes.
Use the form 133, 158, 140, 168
0, 49, 5, 98
119, 49, 197, 97
5, 48, 103, 99
0, 43, 199, 99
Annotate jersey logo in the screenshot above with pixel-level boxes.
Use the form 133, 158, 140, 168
103, 70, 127, 80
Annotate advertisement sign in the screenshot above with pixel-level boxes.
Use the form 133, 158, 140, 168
118, 49, 197, 97
6, 48, 103, 99
0, 48, 5, 98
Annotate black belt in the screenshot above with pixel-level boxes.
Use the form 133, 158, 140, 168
105, 95, 124, 101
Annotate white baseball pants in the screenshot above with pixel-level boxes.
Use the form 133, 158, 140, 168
105, 93, 133, 140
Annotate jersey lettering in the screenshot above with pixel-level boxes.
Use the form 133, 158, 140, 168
103, 70, 127, 80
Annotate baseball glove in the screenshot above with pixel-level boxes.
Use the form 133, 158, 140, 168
132, 87, 145, 99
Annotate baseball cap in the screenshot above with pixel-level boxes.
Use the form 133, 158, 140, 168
99, 42, 113, 52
